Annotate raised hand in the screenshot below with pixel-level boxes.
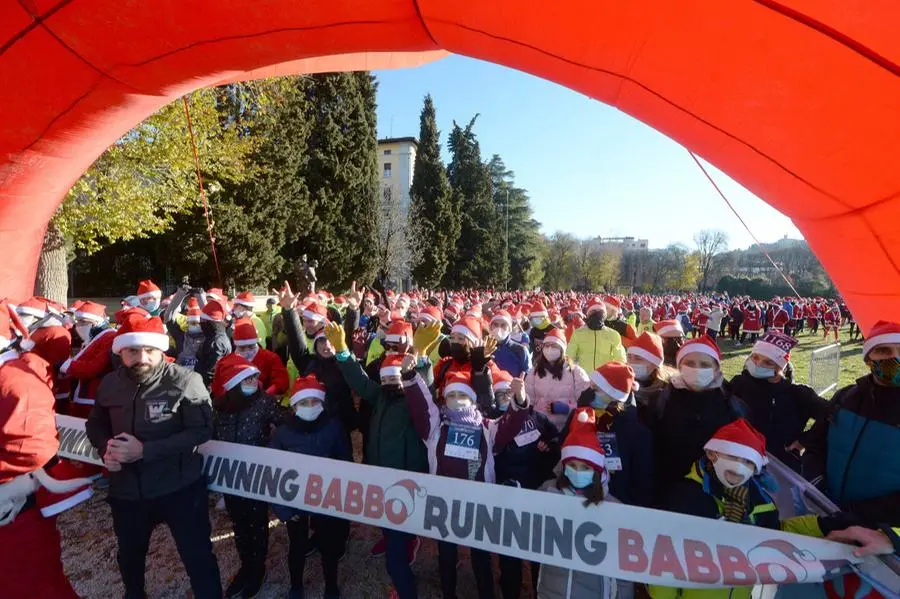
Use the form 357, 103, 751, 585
483, 335, 498, 358
413, 321, 442, 357
347, 280, 365, 309
278, 281, 299, 310
401, 353, 417, 373
324, 321, 348, 354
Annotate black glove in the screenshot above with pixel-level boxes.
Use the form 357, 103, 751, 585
577, 387, 596, 408
470, 346, 489, 372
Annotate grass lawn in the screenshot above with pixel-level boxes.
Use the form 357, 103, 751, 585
715, 326, 868, 397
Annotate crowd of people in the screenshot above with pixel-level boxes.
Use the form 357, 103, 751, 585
0, 279, 897, 599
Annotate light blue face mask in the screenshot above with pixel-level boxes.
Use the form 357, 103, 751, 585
564, 465, 594, 489
240, 382, 258, 396
745, 358, 776, 379
591, 391, 610, 409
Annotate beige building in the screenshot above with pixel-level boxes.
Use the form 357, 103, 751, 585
377, 137, 417, 216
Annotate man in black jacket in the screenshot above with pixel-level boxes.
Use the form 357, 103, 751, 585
195, 298, 232, 388
86, 315, 221, 599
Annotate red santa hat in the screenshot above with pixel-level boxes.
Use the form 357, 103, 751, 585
302, 302, 329, 324
186, 298, 201, 324
626, 332, 665, 368
752, 331, 798, 369
112, 315, 169, 354
590, 361, 638, 402
585, 296, 606, 315
385, 320, 414, 346
136, 279, 162, 301
289, 374, 327, 406
654, 319, 684, 338
75, 301, 108, 325
200, 299, 227, 322
114, 306, 150, 325
379, 353, 405, 380
234, 291, 256, 309
443, 368, 477, 402
603, 295, 621, 312
206, 288, 226, 303
211, 353, 260, 397
16, 296, 52, 320
528, 301, 548, 319
676, 335, 722, 366
0, 298, 33, 351
704, 418, 768, 474
492, 368, 513, 392
561, 408, 607, 473
451, 316, 482, 345
542, 327, 567, 350
418, 305, 442, 325
863, 320, 900, 358
233, 318, 259, 347
490, 310, 513, 328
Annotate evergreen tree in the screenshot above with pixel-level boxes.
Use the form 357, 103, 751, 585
444, 116, 503, 288
409, 95, 456, 288
487, 154, 542, 289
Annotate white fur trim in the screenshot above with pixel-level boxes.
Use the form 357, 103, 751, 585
380, 366, 402, 378
233, 337, 258, 347
74, 310, 106, 324
561, 445, 605, 471
40, 487, 93, 518
17, 305, 45, 318
444, 381, 476, 400
677, 343, 720, 365
233, 299, 255, 309
586, 303, 605, 315
385, 333, 410, 345
490, 314, 512, 326
137, 290, 162, 301
199, 312, 222, 322
493, 380, 511, 391
111, 332, 169, 354
589, 372, 628, 402
543, 335, 566, 350
657, 323, 683, 337
627, 346, 663, 368
289, 388, 326, 406
224, 366, 259, 392
450, 323, 479, 345
863, 332, 900, 357
704, 438, 767, 473
418, 314, 438, 324
752, 341, 789, 368
302, 310, 327, 323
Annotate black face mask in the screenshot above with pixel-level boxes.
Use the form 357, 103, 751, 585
586, 313, 606, 330
449, 343, 471, 363
662, 337, 683, 367
382, 383, 403, 396
200, 320, 222, 337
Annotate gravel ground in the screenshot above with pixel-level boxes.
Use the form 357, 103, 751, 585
58, 432, 536, 599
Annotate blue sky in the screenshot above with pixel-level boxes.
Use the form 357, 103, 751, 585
374, 55, 801, 251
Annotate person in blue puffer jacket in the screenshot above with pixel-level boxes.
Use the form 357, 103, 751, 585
489, 309, 531, 378
802, 320, 900, 562
269, 374, 351, 599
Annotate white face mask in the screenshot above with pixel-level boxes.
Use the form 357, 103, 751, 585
745, 358, 776, 379
237, 346, 259, 362
564, 465, 594, 489
680, 365, 716, 389
75, 325, 93, 343
142, 299, 160, 313
530, 316, 545, 327
233, 308, 249, 319
445, 397, 474, 410
295, 404, 324, 421
712, 457, 755, 489
240, 381, 258, 396
629, 363, 654, 380
491, 326, 510, 342
543, 346, 562, 362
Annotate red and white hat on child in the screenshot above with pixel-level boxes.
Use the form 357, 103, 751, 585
443, 367, 477, 402
302, 302, 329, 324
590, 361, 638, 402
136, 279, 162, 301
75, 301, 108, 325
418, 306, 442, 325
289, 374, 326, 407
585, 296, 606, 315
752, 331, 798, 369
385, 320, 414, 346
490, 310, 513, 328
379, 353, 405, 380
201, 299, 227, 322
234, 291, 256, 309
863, 321, 900, 358
211, 353, 259, 398
542, 327, 567, 350
627, 332, 664, 368
676, 335, 721, 366
451, 316, 482, 345
561, 408, 607, 474
492, 369, 513, 392
233, 318, 259, 347
654, 319, 684, 338
529, 301, 549, 319
112, 315, 169, 355
704, 418, 768, 474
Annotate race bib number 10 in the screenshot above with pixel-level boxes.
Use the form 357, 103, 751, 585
445, 424, 482, 461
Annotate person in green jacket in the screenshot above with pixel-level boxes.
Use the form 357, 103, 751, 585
233, 292, 268, 348
324, 320, 439, 599
649, 418, 894, 599
567, 296, 626, 371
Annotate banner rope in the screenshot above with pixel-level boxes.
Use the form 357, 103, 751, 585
182, 96, 223, 286
688, 150, 802, 298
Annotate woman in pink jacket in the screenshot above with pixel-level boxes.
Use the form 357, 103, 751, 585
525, 328, 591, 414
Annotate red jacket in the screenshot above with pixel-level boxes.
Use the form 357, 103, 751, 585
743, 308, 762, 332
61, 328, 116, 418
30, 326, 73, 403
771, 308, 790, 330
252, 348, 290, 396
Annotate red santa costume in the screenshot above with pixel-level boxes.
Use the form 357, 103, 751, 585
770, 304, 790, 333
60, 301, 116, 420
232, 318, 289, 396
0, 299, 94, 599
823, 306, 841, 341
17, 297, 73, 406
743, 304, 763, 336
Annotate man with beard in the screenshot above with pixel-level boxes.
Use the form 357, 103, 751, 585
86, 314, 221, 599
567, 296, 626, 371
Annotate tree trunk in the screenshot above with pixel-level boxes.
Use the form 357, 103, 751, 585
34, 218, 68, 304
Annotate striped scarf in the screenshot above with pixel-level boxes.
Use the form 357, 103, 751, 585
704, 459, 749, 523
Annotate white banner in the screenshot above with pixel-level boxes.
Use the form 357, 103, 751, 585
56, 415, 867, 589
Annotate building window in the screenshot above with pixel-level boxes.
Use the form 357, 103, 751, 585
383, 149, 392, 155
383, 163, 392, 177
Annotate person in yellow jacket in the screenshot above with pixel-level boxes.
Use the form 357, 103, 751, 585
649, 418, 896, 599
233, 291, 267, 347
636, 306, 657, 336
566, 296, 626, 371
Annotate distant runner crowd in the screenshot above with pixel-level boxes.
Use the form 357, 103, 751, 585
1, 280, 897, 599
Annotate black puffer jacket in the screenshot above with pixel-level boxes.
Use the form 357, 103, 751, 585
214, 388, 284, 447
195, 321, 232, 387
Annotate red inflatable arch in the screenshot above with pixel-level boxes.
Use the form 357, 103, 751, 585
1, 1, 899, 330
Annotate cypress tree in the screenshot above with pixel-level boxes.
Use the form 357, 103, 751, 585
487, 154, 542, 289
409, 95, 456, 288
